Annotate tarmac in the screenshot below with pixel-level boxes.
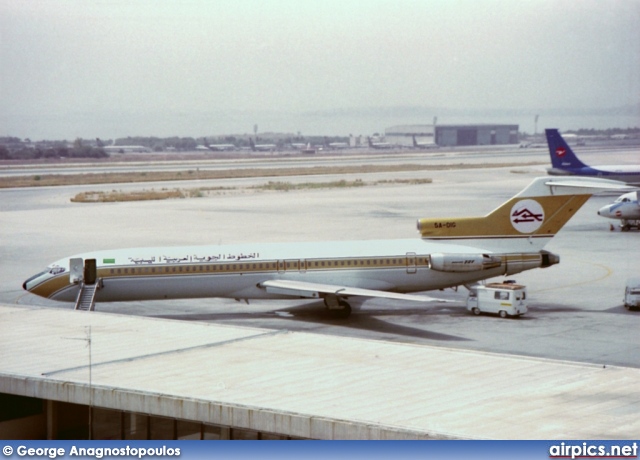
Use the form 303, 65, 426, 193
1, 149, 639, 438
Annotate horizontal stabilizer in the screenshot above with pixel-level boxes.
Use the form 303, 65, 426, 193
543, 178, 633, 192
259, 279, 452, 303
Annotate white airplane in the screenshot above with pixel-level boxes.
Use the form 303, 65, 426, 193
412, 135, 438, 149
23, 177, 630, 318
300, 143, 316, 154
324, 138, 349, 150
367, 137, 397, 150
249, 138, 276, 152
202, 138, 236, 151
597, 191, 640, 231
207, 144, 236, 152
545, 129, 640, 185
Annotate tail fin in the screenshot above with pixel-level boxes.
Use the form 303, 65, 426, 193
412, 135, 418, 148
417, 176, 630, 252
545, 129, 587, 170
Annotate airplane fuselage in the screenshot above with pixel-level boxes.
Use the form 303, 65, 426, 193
23, 239, 549, 304
546, 165, 640, 186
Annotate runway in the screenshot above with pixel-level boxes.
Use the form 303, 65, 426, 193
1, 144, 637, 178
3, 152, 639, 368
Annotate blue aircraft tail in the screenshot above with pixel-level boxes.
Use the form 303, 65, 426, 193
545, 129, 587, 170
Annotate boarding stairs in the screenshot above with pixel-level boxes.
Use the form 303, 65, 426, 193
74, 282, 99, 311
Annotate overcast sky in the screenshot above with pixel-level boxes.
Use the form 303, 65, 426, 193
1, 0, 639, 139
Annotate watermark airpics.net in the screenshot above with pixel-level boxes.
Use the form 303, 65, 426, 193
549, 442, 638, 459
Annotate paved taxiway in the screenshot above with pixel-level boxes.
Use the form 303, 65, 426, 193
2, 150, 639, 368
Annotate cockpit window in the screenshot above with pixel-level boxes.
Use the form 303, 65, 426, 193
49, 266, 66, 275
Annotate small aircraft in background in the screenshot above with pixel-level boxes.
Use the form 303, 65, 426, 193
249, 138, 277, 152
323, 137, 349, 150
545, 128, 640, 185
597, 191, 640, 231
300, 143, 316, 154
202, 138, 236, 151
367, 137, 397, 150
412, 135, 438, 149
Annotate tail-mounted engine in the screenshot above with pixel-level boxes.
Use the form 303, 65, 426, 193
429, 253, 502, 272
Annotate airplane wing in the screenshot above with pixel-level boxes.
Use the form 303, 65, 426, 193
258, 279, 452, 303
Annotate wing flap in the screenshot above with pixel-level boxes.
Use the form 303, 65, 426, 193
259, 279, 451, 303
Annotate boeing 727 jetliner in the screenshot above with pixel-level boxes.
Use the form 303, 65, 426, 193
546, 129, 640, 185
23, 177, 630, 317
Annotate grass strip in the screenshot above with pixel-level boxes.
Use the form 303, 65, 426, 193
1, 161, 543, 189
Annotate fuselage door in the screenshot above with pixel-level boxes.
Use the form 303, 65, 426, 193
84, 259, 97, 285
280, 259, 305, 273
69, 257, 84, 284
406, 252, 417, 274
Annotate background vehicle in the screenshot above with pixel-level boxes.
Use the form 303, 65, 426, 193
624, 278, 640, 310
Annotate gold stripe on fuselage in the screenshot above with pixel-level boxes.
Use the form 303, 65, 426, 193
30, 274, 72, 299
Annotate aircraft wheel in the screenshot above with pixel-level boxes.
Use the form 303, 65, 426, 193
472, 307, 481, 316
329, 300, 352, 319
499, 310, 508, 319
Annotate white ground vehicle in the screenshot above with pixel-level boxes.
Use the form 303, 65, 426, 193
467, 282, 528, 318
624, 278, 640, 310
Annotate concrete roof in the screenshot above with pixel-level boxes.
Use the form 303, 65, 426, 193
1, 304, 638, 439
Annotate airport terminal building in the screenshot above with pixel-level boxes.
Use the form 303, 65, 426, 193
386, 124, 519, 147
1, 305, 638, 440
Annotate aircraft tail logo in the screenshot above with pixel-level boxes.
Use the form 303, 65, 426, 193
510, 199, 545, 233
545, 129, 587, 169
417, 176, 630, 251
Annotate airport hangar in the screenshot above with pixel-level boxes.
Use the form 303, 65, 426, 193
385, 124, 519, 147
1, 304, 638, 440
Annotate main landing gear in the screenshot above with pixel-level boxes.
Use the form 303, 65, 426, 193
324, 295, 352, 319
